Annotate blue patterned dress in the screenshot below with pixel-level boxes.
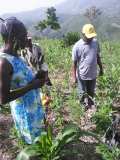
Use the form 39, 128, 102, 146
0, 52, 45, 144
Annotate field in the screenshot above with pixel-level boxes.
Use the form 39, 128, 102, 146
0, 38, 120, 160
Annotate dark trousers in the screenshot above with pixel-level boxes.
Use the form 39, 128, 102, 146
77, 78, 96, 105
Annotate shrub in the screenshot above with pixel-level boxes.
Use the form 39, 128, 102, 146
63, 32, 80, 46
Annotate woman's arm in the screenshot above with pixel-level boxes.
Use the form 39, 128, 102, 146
0, 58, 43, 104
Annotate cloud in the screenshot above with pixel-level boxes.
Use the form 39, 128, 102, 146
0, 0, 66, 15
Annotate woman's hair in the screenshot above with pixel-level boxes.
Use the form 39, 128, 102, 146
0, 17, 27, 50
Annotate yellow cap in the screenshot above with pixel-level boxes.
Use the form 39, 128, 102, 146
82, 24, 97, 38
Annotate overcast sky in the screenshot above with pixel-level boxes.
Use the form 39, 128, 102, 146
0, 0, 66, 15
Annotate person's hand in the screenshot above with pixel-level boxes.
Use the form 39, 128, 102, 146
46, 77, 52, 86
35, 70, 47, 82
99, 70, 104, 76
30, 78, 45, 89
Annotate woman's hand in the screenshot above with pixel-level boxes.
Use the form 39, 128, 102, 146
30, 78, 45, 89
35, 70, 46, 80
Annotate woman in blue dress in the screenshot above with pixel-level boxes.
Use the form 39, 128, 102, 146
0, 17, 45, 144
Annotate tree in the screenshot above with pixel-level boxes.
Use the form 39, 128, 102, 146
84, 6, 102, 38
84, 6, 102, 25
35, 20, 47, 31
46, 7, 60, 30
35, 7, 60, 32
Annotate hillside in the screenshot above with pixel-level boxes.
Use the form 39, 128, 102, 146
1, 0, 120, 39
1, 8, 46, 26
56, 0, 120, 16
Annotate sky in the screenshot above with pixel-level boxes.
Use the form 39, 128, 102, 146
0, 0, 66, 15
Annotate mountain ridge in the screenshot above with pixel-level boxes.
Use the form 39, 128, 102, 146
1, 0, 120, 39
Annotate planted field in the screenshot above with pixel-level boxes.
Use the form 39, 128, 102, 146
0, 39, 120, 160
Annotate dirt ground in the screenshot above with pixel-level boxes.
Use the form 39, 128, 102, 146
0, 114, 17, 160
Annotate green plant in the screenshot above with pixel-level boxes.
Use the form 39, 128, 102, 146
92, 104, 112, 134
16, 124, 98, 160
0, 104, 10, 114
96, 143, 120, 160
36, 7, 60, 32
63, 32, 80, 46
10, 126, 27, 149
13, 39, 120, 160
67, 88, 84, 124
50, 87, 63, 111
16, 125, 79, 160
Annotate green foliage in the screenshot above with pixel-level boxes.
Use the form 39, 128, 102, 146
46, 7, 60, 30
35, 20, 47, 31
97, 66, 120, 100
49, 87, 64, 129
1, 38, 119, 159
63, 32, 80, 46
10, 126, 27, 149
16, 125, 80, 160
50, 87, 63, 110
96, 42, 120, 109
67, 88, 84, 124
96, 144, 120, 160
39, 38, 72, 72
35, 7, 60, 32
0, 104, 10, 114
92, 105, 112, 134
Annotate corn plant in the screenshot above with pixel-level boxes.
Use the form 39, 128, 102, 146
16, 124, 99, 160
16, 125, 79, 160
92, 104, 113, 134
66, 88, 84, 125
